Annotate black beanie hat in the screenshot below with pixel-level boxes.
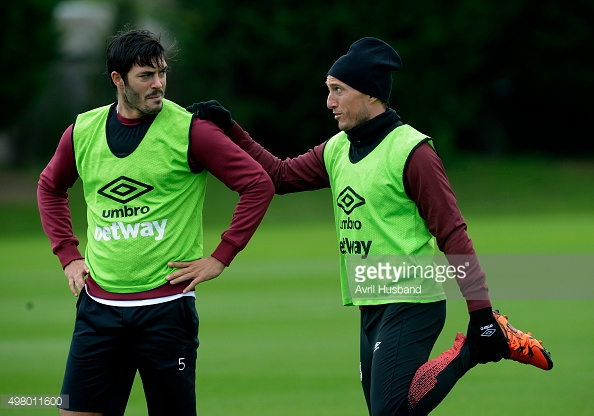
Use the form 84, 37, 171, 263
328, 37, 402, 103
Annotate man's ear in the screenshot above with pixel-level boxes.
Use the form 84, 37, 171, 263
111, 71, 124, 88
367, 96, 388, 112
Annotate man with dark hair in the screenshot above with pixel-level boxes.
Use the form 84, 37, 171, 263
37, 27, 274, 415
190, 37, 553, 415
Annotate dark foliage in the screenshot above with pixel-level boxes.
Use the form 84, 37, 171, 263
3, 0, 592, 168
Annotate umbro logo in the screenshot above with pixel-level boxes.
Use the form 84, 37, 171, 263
98, 176, 154, 204
480, 323, 496, 337
373, 342, 381, 352
337, 186, 365, 215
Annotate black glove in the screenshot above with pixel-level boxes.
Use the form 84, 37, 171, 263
466, 307, 509, 365
186, 100, 235, 132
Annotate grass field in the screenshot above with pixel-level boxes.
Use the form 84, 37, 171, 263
1, 156, 593, 415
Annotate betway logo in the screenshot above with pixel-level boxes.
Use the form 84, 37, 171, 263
339, 238, 372, 259
94, 219, 167, 241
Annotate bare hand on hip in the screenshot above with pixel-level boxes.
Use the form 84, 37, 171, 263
64, 259, 89, 296
166, 256, 226, 293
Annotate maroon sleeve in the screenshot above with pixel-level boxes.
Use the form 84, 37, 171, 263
226, 122, 330, 193
189, 119, 275, 266
405, 142, 492, 312
37, 125, 84, 269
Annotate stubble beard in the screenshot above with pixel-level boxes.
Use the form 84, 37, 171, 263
340, 102, 370, 132
123, 84, 164, 115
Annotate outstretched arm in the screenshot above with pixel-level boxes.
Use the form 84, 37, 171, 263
188, 100, 331, 193
229, 123, 331, 194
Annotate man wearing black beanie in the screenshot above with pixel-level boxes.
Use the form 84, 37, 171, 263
189, 36, 553, 415
327, 37, 402, 105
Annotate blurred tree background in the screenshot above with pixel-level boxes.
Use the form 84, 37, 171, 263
1, 0, 592, 169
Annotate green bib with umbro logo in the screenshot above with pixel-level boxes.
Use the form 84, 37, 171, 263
73, 99, 206, 293
323, 124, 446, 306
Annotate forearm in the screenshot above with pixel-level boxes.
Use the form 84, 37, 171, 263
37, 183, 83, 267
227, 122, 330, 193
211, 169, 274, 265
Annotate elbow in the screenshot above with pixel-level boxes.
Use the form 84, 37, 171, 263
262, 174, 276, 200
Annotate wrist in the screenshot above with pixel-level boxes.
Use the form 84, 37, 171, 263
466, 298, 492, 314
224, 119, 235, 133
469, 307, 493, 323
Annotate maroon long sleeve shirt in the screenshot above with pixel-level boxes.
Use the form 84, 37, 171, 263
38, 112, 274, 300
225, 121, 492, 313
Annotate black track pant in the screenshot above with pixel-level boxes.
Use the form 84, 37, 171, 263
360, 301, 474, 416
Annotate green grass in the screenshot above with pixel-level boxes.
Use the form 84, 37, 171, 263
1, 157, 593, 415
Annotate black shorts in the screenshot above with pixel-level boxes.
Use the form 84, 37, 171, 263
60, 289, 199, 415
359, 301, 446, 415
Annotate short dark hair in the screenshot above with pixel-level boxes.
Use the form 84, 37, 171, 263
106, 26, 177, 89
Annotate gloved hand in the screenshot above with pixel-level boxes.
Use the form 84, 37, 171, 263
466, 307, 509, 365
186, 100, 235, 132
